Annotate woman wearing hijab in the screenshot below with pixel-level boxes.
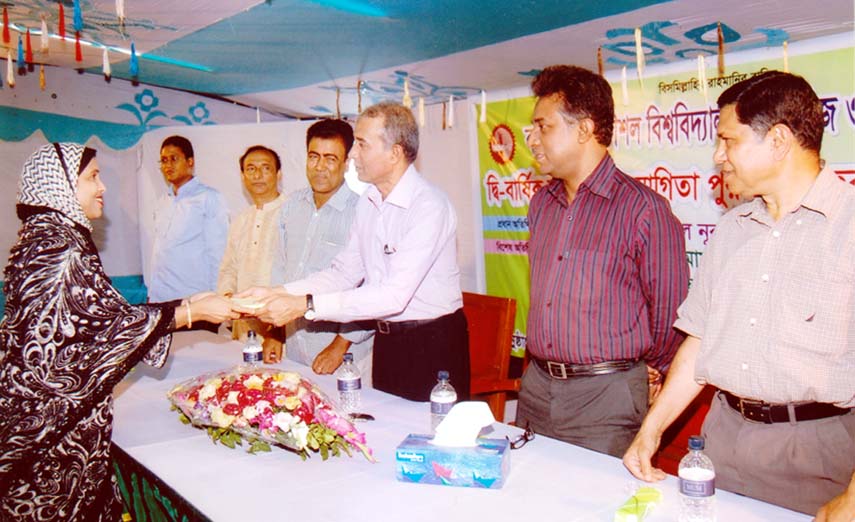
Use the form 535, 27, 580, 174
0, 143, 239, 520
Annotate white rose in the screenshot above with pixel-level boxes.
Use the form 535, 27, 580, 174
199, 382, 218, 401
242, 405, 258, 420
291, 421, 309, 449
244, 375, 265, 390
210, 407, 235, 428
226, 391, 240, 405
256, 400, 271, 413
273, 412, 294, 432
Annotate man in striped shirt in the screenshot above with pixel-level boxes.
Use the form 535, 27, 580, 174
516, 65, 689, 457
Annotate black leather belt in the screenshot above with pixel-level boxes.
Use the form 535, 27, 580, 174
357, 317, 438, 335
531, 356, 634, 379
721, 390, 851, 424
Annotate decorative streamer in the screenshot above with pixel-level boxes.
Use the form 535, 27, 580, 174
39, 64, 45, 90
74, 31, 82, 62
634, 27, 645, 92
73, 0, 83, 33
620, 66, 629, 106
3, 7, 9, 45
447, 95, 454, 128
25, 29, 33, 65
58, 3, 66, 39
402, 77, 412, 108
357, 80, 363, 114
7, 50, 15, 87
717, 22, 725, 75
441, 102, 447, 130
782, 41, 789, 73
479, 90, 487, 123
102, 47, 111, 78
129, 42, 139, 76
17, 35, 24, 73
597, 47, 603, 77
697, 55, 708, 105
116, 0, 126, 27
335, 87, 341, 118
40, 16, 49, 54
418, 96, 425, 127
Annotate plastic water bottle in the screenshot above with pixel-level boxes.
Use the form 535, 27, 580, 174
336, 353, 361, 414
430, 370, 457, 432
242, 330, 262, 369
678, 435, 716, 522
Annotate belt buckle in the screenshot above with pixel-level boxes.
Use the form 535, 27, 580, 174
738, 397, 771, 423
546, 361, 568, 379
377, 320, 391, 335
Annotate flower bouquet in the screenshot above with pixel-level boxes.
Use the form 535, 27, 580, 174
167, 367, 375, 462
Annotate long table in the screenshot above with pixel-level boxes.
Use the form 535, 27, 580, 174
113, 331, 811, 521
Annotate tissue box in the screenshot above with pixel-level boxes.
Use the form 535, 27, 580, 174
395, 434, 510, 489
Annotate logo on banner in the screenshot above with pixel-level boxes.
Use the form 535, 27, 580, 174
489, 124, 516, 165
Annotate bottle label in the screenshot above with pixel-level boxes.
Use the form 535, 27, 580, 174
338, 377, 361, 392
431, 401, 455, 415
679, 477, 715, 497
243, 350, 262, 363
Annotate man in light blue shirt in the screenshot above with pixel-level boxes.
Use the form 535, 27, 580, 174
271, 120, 373, 379
149, 136, 229, 306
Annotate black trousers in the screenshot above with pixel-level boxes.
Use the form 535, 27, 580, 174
372, 309, 470, 402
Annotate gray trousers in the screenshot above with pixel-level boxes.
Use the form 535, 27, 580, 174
516, 361, 648, 458
703, 392, 855, 515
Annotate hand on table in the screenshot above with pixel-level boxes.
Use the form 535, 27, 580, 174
311, 335, 352, 375
622, 429, 667, 483
262, 335, 283, 364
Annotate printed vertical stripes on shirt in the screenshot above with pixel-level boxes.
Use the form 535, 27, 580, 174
526, 154, 688, 372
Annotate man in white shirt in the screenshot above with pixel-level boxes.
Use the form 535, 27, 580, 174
269, 120, 373, 380
218, 145, 286, 349
150, 136, 229, 331
237, 103, 470, 401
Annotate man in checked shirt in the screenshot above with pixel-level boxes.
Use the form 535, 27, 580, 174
517, 65, 689, 458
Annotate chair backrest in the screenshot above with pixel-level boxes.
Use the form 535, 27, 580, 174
462, 292, 517, 420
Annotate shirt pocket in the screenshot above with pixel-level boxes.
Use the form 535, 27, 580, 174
778, 269, 853, 357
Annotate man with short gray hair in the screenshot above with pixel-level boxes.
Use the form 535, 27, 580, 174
236, 102, 470, 402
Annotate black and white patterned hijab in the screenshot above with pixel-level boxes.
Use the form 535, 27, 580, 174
18, 142, 93, 231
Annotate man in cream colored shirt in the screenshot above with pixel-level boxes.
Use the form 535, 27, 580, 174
218, 145, 286, 349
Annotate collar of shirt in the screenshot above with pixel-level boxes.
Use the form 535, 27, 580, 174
366, 164, 420, 210
736, 167, 841, 225
544, 153, 617, 207
172, 176, 202, 200
253, 193, 286, 212
325, 183, 357, 212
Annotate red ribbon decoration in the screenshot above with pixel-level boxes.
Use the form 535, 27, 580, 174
59, 3, 66, 39
75, 31, 82, 62
3, 7, 10, 45
26, 29, 33, 64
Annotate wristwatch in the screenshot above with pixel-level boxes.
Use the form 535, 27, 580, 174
304, 294, 316, 320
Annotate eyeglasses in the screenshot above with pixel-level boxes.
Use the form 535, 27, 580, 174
506, 422, 535, 450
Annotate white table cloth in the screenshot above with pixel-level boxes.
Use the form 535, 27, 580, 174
113, 330, 811, 522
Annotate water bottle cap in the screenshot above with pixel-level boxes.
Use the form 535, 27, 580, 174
688, 435, 705, 450
247, 330, 257, 339
437, 370, 449, 381
343, 353, 354, 363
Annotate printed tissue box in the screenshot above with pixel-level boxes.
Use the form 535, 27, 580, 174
395, 434, 510, 489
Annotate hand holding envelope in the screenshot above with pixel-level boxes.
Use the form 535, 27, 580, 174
232, 286, 307, 327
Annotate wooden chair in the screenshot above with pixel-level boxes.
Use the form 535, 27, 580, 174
463, 292, 519, 422
653, 385, 717, 475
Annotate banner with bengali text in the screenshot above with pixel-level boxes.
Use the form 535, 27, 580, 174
477, 46, 854, 358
